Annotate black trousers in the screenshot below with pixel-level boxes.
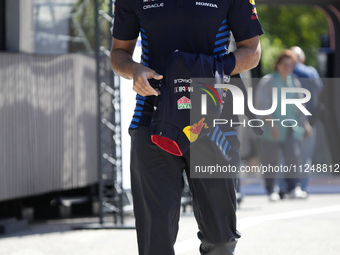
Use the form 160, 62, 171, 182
129, 126, 240, 255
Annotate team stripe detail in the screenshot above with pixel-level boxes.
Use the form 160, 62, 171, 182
214, 17, 231, 57
223, 131, 237, 136
214, 45, 228, 53
136, 94, 146, 100
142, 47, 149, 54
215, 131, 223, 147
215, 37, 230, 46
136, 100, 145, 105
216, 31, 230, 38
134, 106, 143, 111
218, 25, 228, 31
208, 126, 237, 155
223, 140, 229, 155
211, 126, 219, 141
219, 136, 226, 151
129, 94, 147, 128
140, 22, 149, 67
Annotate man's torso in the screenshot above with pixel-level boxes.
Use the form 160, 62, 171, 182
113, 0, 262, 128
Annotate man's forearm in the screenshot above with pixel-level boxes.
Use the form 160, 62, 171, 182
110, 48, 139, 80
110, 42, 163, 96
231, 37, 261, 75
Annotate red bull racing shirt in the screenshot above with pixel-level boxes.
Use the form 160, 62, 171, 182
113, 0, 264, 129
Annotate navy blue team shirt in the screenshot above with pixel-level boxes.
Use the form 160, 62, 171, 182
113, 0, 264, 128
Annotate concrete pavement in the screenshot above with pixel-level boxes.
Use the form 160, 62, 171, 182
1, 193, 340, 255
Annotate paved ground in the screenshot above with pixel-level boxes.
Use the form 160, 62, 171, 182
239, 176, 340, 195
1, 191, 340, 255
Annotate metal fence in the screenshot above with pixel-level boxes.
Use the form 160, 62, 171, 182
0, 52, 98, 201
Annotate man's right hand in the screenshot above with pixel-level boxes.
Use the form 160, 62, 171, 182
132, 64, 163, 97
110, 38, 163, 97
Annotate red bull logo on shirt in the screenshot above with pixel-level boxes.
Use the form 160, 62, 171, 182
251, 7, 258, 20
249, 0, 258, 19
183, 118, 209, 142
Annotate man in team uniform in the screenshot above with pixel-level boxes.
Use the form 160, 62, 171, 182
110, 0, 263, 254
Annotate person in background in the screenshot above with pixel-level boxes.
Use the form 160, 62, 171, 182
291, 46, 324, 192
255, 50, 310, 202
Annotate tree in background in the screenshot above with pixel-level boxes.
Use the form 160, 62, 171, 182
257, 5, 329, 75
69, 0, 111, 53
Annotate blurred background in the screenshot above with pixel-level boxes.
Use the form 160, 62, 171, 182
0, 1, 340, 254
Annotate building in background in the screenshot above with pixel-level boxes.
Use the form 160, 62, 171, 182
0, 0, 100, 218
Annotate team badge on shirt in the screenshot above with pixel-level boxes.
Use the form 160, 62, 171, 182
251, 7, 258, 20
250, 0, 258, 20
177, 96, 192, 110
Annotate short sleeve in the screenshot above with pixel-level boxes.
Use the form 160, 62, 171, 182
112, 0, 140, 40
227, 0, 264, 42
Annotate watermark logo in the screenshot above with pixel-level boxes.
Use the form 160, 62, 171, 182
198, 82, 223, 106
201, 84, 311, 116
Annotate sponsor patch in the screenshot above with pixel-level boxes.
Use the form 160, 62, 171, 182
177, 96, 192, 109
196, 2, 218, 8
143, 2, 164, 9
174, 86, 194, 93
174, 78, 192, 84
183, 118, 209, 142
251, 7, 258, 20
